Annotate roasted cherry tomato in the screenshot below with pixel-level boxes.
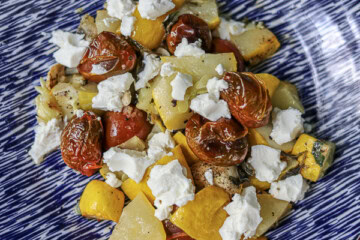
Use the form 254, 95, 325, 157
103, 106, 152, 150
221, 72, 272, 128
163, 220, 194, 240
61, 111, 103, 176
185, 114, 248, 166
77, 31, 137, 83
166, 14, 212, 54
211, 37, 245, 72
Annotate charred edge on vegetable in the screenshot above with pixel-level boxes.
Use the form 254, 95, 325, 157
312, 141, 325, 166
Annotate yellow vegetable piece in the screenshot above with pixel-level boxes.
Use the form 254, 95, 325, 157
121, 145, 193, 204
249, 176, 271, 191
173, 132, 200, 166
292, 134, 335, 182
231, 27, 280, 65
79, 180, 125, 222
136, 83, 158, 115
121, 0, 185, 49
170, 186, 230, 240
271, 81, 305, 113
256, 194, 291, 237
177, 0, 220, 29
255, 73, 280, 98
247, 128, 269, 147
155, 53, 237, 130
109, 192, 166, 240
95, 10, 121, 34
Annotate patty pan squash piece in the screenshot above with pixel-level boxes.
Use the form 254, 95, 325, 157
110, 192, 166, 240
79, 180, 125, 222
255, 73, 281, 98
170, 186, 230, 240
120, 0, 185, 49
292, 134, 335, 182
271, 81, 305, 113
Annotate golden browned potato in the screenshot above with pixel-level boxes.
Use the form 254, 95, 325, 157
46, 64, 66, 89
231, 27, 280, 65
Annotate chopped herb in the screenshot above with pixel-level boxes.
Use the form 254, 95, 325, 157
312, 141, 325, 166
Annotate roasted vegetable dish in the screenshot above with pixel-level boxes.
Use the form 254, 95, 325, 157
29, 0, 335, 239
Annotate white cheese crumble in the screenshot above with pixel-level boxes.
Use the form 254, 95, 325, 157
248, 145, 287, 183
215, 18, 246, 40
29, 118, 64, 165
120, 15, 136, 36
91, 64, 108, 74
170, 72, 193, 101
269, 174, 309, 202
106, 0, 135, 20
219, 186, 263, 240
204, 169, 214, 185
147, 130, 175, 162
135, 53, 161, 90
215, 64, 225, 75
75, 109, 84, 118
49, 30, 90, 68
103, 147, 154, 183
147, 160, 195, 220
174, 38, 205, 58
190, 94, 231, 121
92, 73, 134, 112
138, 0, 175, 20
160, 62, 175, 77
105, 172, 123, 188
206, 77, 228, 100
270, 107, 304, 145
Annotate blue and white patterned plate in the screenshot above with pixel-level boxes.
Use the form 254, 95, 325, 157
1, 0, 359, 239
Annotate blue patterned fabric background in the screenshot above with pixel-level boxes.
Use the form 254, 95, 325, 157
0, 0, 359, 239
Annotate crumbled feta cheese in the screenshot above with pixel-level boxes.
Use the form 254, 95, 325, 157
174, 38, 205, 58
147, 160, 195, 220
219, 186, 262, 240
92, 73, 134, 112
107, 0, 135, 20
269, 174, 309, 202
215, 64, 225, 75
204, 169, 214, 185
248, 145, 287, 183
49, 30, 90, 68
215, 18, 246, 41
75, 109, 84, 118
160, 62, 175, 77
135, 53, 161, 90
120, 15, 136, 36
147, 130, 175, 161
206, 77, 228, 100
170, 72, 193, 101
138, 0, 175, 20
270, 107, 304, 145
103, 147, 154, 183
190, 94, 231, 121
105, 172, 123, 188
29, 118, 64, 165
91, 64, 108, 74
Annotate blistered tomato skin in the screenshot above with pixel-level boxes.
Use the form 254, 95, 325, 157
221, 72, 272, 128
103, 106, 152, 150
61, 111, 103, 176
166, 14, 212, 54
77, 31, 137, 83
211, 38, 245, 72
185, 114, 248, 166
